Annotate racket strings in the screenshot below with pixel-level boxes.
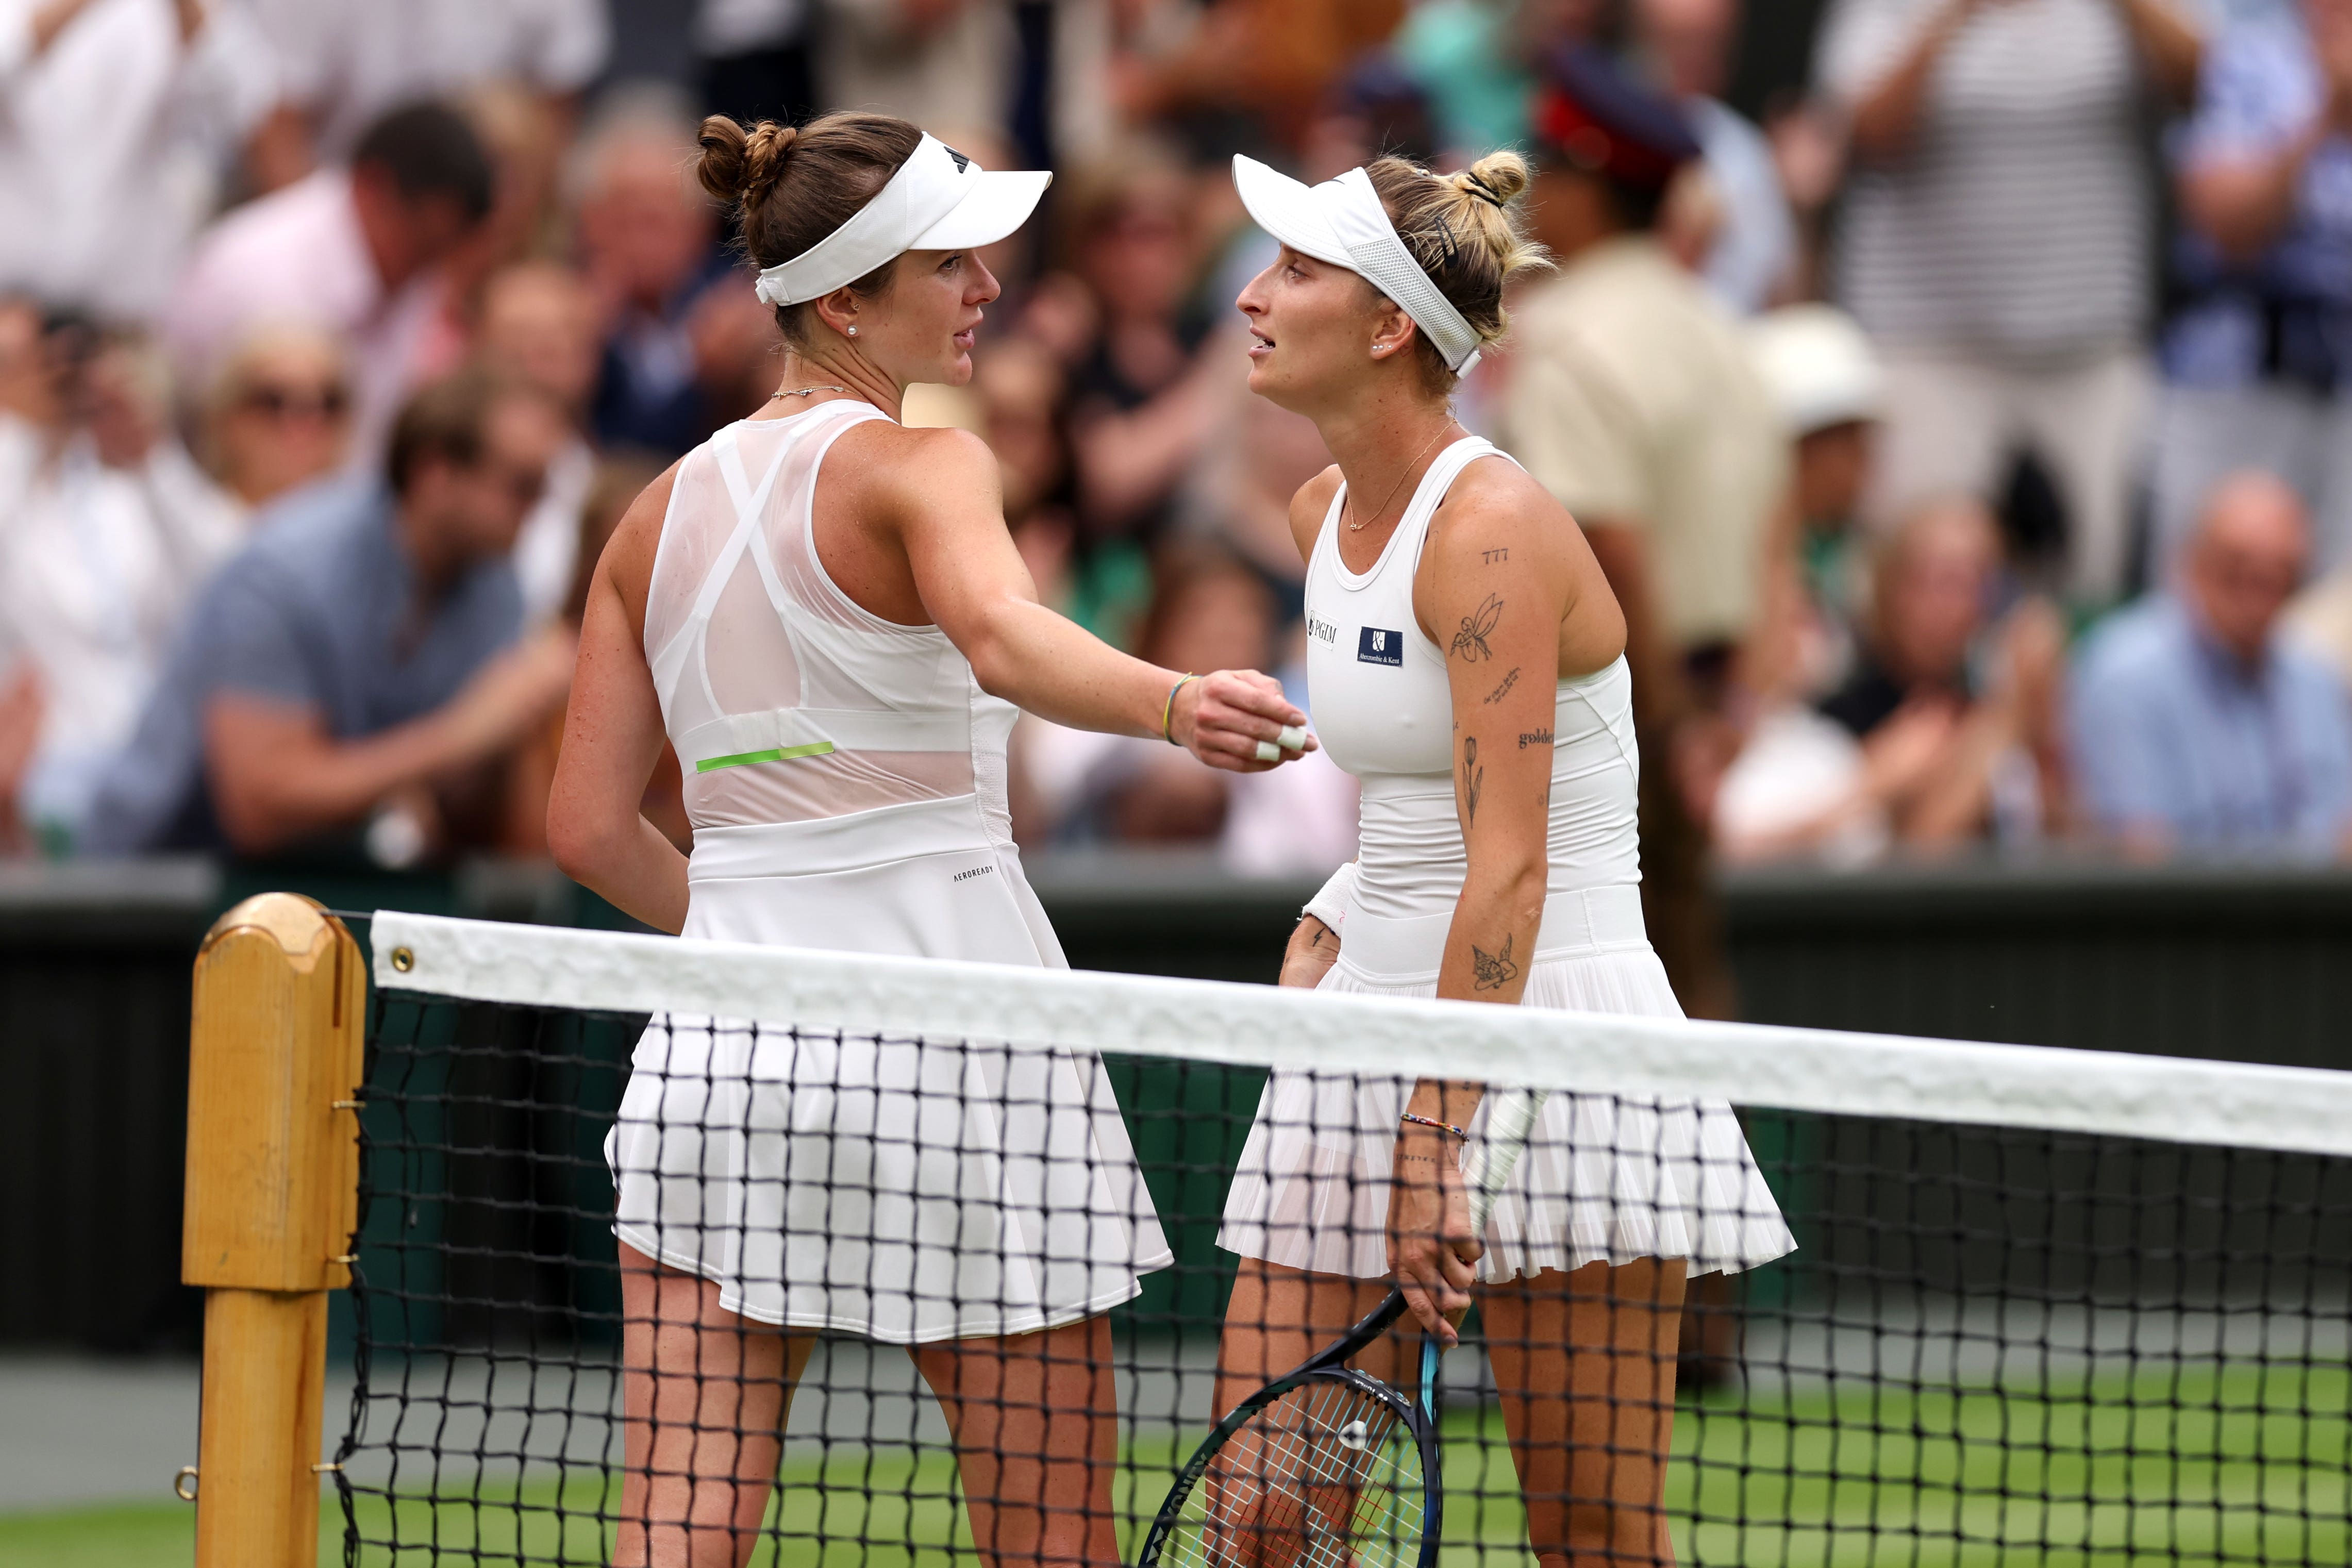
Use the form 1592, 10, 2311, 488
1175, 1381, 1425, 1568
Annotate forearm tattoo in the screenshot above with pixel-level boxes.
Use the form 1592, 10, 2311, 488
1471, 933, 1520, 991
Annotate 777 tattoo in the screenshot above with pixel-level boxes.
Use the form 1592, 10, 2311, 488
1471, 934, 1520, 991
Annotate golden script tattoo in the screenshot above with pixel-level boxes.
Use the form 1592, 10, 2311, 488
1449, 594, 1502, 662
1471, 933, 1520, 991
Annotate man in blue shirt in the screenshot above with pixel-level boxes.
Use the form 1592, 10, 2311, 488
82, 368, 575, 858
2072, 472, 2352, 855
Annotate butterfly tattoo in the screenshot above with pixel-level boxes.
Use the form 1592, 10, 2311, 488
1471, 933, 1520, 991
1450, 594, 1502, 662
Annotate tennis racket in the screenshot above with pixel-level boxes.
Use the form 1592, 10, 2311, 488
1135, 1087, 1552, 1568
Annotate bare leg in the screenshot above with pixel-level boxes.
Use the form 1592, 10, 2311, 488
615, 1241, 811, 1568
911, 1314, 1122, 1568
1481, 1258, 1689, 1567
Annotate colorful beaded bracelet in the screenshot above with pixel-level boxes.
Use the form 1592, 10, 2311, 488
1400, 1111, 1470, 1141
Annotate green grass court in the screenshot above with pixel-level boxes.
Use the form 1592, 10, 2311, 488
5, 1361, 2341, 1567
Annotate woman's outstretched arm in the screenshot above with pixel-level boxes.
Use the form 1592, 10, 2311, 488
889, 426, 1311, 771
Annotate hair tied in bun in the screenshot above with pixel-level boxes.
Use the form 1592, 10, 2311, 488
1461, 170, 1508, 208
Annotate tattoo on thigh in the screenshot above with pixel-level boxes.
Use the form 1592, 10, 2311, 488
1461, 736, 1484, 825
1449, 594, 1502, 662
1471, 933, 1519, 991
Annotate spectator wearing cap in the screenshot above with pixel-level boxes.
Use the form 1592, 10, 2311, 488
1814, 0, 2203, 605
2151, 0, 2352, 573
1712, 307, 1889, 864
1749, 304, 1886, 676
78, 368, 575, 861
168, 102, 495, 467
2074, 471, 2352, 856
1496, 46, 1789, 1021
0, 0, 277, 325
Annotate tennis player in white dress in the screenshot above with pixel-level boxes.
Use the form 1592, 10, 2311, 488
1205, 151, 1796, 1565
547, 113, 1313, 1568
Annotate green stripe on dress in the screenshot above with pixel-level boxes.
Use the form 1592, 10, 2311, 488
695, 741, 836, 773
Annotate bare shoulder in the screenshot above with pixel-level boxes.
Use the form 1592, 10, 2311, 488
847, 420, 1003, 512
1424, 451, 1567, 565
599, 459, 685, 607
1287, 464, 1345, 561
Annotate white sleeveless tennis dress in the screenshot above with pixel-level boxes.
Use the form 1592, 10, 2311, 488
605, 402, 1172, 1342
1219, 437, 1795, 1281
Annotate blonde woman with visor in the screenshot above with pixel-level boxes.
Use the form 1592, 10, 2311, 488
546, 112, 1313, 1568
1208, 149, 1796, 1564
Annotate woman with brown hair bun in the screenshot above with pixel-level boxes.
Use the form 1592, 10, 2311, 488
546, 112, 1315, 1567
1206, 148, 1796, 1563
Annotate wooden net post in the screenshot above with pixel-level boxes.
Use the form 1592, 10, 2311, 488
182, 894, 365, 1568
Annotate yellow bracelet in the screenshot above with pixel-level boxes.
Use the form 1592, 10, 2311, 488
1161, 673, 1199, 745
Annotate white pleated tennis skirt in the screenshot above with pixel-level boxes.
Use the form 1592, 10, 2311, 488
1217, 885, 1796, 1283
606, 803, 1172, 1343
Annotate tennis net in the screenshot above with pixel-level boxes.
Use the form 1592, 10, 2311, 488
334, 910, 2352, 1566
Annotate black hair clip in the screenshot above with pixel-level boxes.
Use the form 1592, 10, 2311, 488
1431, 214, 1460, 266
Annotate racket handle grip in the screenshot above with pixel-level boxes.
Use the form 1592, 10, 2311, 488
1463, 1087, 1549, 1234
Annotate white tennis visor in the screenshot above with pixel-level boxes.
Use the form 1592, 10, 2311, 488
1232, 155, 1484, 376
754, 134, 1052, 308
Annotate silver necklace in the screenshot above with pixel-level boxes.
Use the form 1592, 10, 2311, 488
770, 384, 852, 401
1345, 422, 1456, 532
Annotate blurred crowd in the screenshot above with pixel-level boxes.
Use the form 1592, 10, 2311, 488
7, 0, 2352, 899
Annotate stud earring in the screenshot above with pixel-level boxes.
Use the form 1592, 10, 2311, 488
846, 326, 858, 337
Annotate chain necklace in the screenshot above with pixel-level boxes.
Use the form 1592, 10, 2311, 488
1345, 421, 1457, 532
770, 384, 852, 401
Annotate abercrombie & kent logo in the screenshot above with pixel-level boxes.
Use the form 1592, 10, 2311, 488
1357, 627, 1404, 667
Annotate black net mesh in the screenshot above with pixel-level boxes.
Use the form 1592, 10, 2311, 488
333, 986, 2352, 1566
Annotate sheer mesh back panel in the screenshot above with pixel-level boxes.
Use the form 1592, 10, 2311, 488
333, 914, 2352, 1566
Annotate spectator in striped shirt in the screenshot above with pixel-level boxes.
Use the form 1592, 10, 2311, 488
1814, 0, 2203, 606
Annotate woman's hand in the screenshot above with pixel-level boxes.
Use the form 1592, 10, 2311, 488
1388, 1126, 1478, 1344
1279, 913, 1341, 990
1169, 668, 1316, 773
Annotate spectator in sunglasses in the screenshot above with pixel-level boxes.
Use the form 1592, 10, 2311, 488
80, 367, 575, 863
200, 327, 355, 513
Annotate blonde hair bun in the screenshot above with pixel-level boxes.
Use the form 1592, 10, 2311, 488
1364, 152, 1552, 392
1452, 150, 1531, 210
